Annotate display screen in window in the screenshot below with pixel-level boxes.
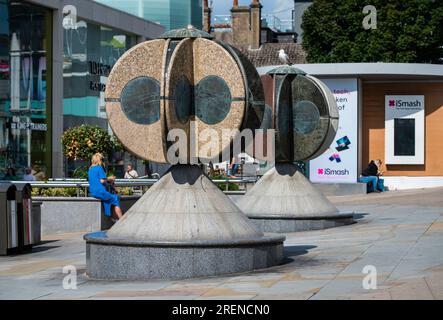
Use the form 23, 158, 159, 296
394, 118, 415, 156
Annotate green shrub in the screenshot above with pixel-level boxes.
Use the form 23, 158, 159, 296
31, 186, 133, 197
31, 187, 86, 197
212, 175, 241, 191
115, 187, 134, 196
217, 182, 240, 191
61, 125, 116, 161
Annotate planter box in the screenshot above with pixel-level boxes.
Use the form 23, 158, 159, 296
34, 196, 140, 236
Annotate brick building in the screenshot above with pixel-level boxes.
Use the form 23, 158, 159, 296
204, 0, 307, 67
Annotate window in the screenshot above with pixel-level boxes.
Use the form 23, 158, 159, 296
63, 21, 136, 176
0, 1, 52, 180
394, 118, 415, 156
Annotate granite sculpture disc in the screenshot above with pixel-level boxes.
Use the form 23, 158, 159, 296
105, 28, 265, 163
260, 66, 339, 162
237, 66, 353, 233
105, 39, 168, 163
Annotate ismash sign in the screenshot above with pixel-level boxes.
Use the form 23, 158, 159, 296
385, 95, 425, 165
309, 79, 358, 183
388, 97, 423, 110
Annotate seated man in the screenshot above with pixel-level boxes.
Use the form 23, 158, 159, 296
359, 159, 385, 193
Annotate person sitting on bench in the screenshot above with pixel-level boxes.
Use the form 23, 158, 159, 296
359, 159, 385, 193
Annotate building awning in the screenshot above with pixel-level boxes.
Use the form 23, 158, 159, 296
258, 63, 443, 80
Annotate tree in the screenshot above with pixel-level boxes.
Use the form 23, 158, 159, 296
301, 0, 443, 63
61, 125, 118, 161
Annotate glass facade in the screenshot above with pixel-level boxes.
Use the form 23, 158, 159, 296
0, 0, 52, 180
63, 19, 136, 176
95, 0, 203, 31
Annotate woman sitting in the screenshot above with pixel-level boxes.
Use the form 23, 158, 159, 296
359, 159, 385, 193
88, 153, 122, 220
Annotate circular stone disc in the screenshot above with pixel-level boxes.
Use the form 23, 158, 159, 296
165, 38, 246, 161
306, 75, 339, 160
275, 74, 338, 162
105, 39, 169, 163
249, 74, 275, 161
219, 42, 266, 131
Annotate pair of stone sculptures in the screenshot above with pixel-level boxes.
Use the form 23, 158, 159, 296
85, 27, 353, 280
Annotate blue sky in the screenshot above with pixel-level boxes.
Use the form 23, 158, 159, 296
210, 0, 294, 20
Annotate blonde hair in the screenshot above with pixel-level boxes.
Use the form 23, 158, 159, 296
91, 153, 104, 167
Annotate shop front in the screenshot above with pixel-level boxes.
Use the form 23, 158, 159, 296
259, 63, 443, 191
0, 0, 52, 180
362, 80, 443, 189
0, 0, 164, 180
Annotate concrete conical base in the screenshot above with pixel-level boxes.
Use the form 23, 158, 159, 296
236, 162, 354, 232
108, 164, 262, 242
85, 165, 285, 280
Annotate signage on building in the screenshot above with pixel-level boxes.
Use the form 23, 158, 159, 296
309, 79, 358, 183
89, 60, 111, 92
88, 61, 111, 76
385, 95, 425, 165
10, 121, 47, 131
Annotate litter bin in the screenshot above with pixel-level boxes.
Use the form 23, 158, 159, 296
0, 183, 19, 255
14, 183, 34, 250
32, 200, 42, 245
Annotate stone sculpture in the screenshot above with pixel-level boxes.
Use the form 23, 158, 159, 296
237, 66, 354, 232
84, 26, 285, 280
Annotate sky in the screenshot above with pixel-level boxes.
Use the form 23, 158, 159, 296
210, 0, 294, 20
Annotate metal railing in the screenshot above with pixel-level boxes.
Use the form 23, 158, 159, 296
262, 14, 294, 32
9, 177, 258, 197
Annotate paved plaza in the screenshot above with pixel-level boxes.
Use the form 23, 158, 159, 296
1, 187, 442, 300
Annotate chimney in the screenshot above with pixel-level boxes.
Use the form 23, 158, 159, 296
231, 0, 251, 45
249, 0, 262, 49
203, 0, 212, 33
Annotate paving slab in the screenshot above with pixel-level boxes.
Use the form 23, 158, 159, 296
1, 187, 443, 299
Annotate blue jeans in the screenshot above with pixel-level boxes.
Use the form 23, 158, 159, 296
90, 190, 120, 217
358, 176, 378, 193
228, 164, 239, 176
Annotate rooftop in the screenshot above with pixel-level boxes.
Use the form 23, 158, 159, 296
235, 43, 307, 67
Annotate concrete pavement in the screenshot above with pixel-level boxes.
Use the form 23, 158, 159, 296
1, 187, 442, 300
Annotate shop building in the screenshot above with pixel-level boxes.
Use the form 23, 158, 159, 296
259, 63, 443, 190
0, 0, 164, 179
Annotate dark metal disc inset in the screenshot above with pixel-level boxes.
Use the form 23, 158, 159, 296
120, 76, 160, 125
293, 100, 320, 134
195, 75, 232, 125
174, 75, 193, 124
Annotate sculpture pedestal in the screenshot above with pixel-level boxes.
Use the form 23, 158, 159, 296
84, 165, 284, 280
237, 162, 354, 233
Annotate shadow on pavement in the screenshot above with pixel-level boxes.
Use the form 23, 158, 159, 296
281, 245, 317, 265
353, 213, 369, 220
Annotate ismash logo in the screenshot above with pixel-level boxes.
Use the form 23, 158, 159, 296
389, 99, 422, 109
317, 168, 349, 176
389, 100, 395, 108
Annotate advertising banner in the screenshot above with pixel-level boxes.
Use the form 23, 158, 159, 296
309, 78, 358, 183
